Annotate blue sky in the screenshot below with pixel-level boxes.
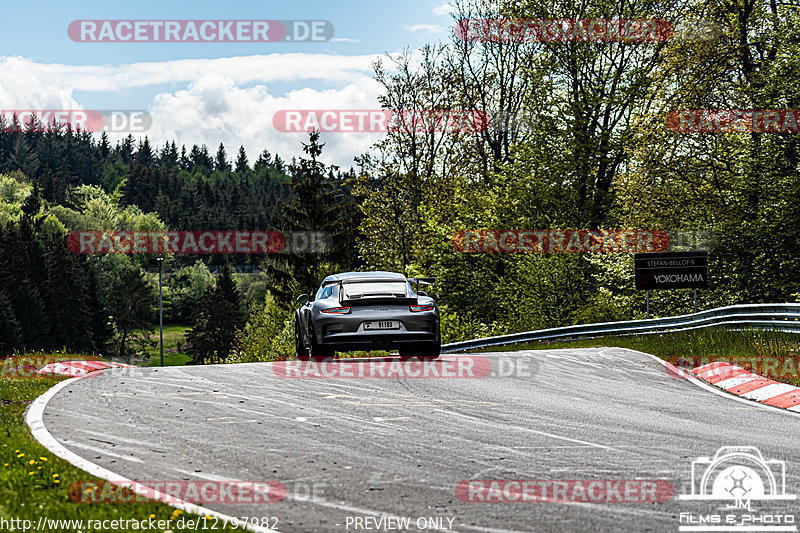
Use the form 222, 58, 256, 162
0, 0, 456, 167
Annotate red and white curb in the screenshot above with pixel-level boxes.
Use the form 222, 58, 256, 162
692, 362, 800, 412
38, 360, 135, 377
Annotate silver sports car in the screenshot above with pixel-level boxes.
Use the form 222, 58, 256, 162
294, 271, 441, 360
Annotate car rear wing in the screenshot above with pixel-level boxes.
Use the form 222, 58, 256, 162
408, 277, 435, 297
324, 277, 407, 287
334, 277, 430, 306
339, 294, 419, 306
328, 276, 435, 305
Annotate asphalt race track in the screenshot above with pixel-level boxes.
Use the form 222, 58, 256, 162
33, 349, 800, 532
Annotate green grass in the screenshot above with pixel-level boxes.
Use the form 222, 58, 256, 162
0, 356, 246, 532
334, 350, 392, 359
467, 327, 800, 387
137, 324, 192, 366
143, 352, 192, 367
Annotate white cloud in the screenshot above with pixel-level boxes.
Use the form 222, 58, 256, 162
0, 54, 390, 168
403, 24, 445, 34
0, 53, 383, 92
432, 1, 453, 16
330, 37, 360, 43
148, 73, 385, 169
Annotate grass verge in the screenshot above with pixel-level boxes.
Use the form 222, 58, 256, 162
0, 356, 248, 532
138, 324, 192, 367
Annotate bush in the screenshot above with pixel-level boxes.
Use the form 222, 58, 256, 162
224, 294, 294, 363
573, 287, 632, 325
166, 261, 214, 323
439, 304, 504, 344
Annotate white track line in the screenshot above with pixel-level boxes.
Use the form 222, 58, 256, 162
26, 374, 281, 533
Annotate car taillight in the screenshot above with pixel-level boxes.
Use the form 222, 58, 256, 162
321, 307, 351, 314
410, 304, 434, 312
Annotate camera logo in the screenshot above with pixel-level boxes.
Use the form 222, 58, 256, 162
680, 446, 794, 503
678, 446, 796, 533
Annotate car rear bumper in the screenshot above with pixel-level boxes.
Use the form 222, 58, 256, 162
314, 310, 439, 349
320, 330, 439, 350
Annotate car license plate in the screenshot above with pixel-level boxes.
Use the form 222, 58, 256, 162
364, 320, 400, 330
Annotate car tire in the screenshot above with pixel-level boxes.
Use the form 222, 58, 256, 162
420, 341, 440, 360
309, 326, 335, 359
399, 342, 440, 360
295, 317, 310, 360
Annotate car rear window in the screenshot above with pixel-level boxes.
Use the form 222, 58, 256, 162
315, 285, 334, 300
343, 281, 410, 299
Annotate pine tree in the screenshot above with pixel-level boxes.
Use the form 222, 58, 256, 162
159, 141, 179, 168
215, 143, 230, 172
14, 279, 51, 349
255, 149, 272, 168
8, 135, 39, 176
115, 135, 135, 165
273, 154, 285, 174
217, 264, 245, 324
186, 265, 243, 363
135, 137, 155, 166
263, 131, 357, 303
41, 236, 94, 351
180, 145, 190, 170
86, 260, 110, 352
235, 145, 249, 173
0, 289, 21, 353
99, 132, 111, 160
189, 144, 213, 175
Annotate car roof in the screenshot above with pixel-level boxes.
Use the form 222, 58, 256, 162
321, 271, 407, 285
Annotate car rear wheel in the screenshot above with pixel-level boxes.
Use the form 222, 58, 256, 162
420, 342, 440, 360
309, 326, 335, 359
399, 342, 440, 360
295, 318, 310, 360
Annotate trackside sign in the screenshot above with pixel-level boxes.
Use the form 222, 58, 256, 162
634, 251, 708, 290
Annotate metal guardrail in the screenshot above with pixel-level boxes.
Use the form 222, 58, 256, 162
441, 303, 800, 353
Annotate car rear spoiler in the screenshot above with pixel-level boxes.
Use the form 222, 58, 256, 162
408, 277, 434, 296
335, 277, 434, 306
337, 282, 417, 306
339, 294, 418, 306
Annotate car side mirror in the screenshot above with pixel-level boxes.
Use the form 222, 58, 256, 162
418, 291, 428, 296
296, 294, 309, 305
